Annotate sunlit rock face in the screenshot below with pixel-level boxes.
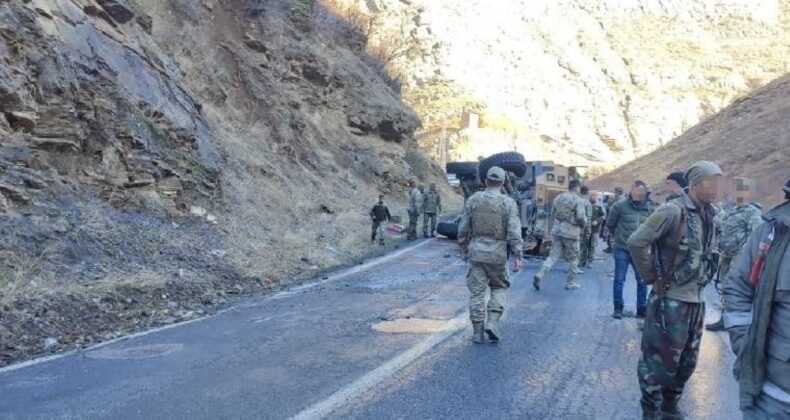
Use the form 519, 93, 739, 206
362, 0, 789, 167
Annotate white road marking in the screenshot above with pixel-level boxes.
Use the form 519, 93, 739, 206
0, 239, 437, 375
290, 314, 467, 420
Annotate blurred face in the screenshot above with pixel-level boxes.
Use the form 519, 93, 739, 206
665, 179, 682, 194
590, 193, 599, 203
691, 175, 722, 204
733, 181, 753, 206
630, 186, 646, 202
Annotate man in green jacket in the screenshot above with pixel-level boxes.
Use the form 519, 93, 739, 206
723, 179, 790, 418
606, 181, 654, 319
627, 161, 723, 420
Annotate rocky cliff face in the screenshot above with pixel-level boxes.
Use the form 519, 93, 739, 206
362, 0, 790, 167
0, 0, 454, 364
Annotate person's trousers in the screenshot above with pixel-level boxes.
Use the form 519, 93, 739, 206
638, 294, 704, 415
536, 236, 579, 285
423, 212, 437, 235
407, 210, 419, 239
466, 261, 510, 322
613, 248, 647, 309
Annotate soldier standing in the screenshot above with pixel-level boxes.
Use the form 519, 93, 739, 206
706, 177, 762, 331
603, 186, 625, 253
627, 161, 723, 420
578, 185, 594, 272
369, 195, 391, 246
533, 179, 587, 291
407, 184, 424, 240
723, 178, 790, 418
458, 166, 523, 344
422, 183, 442, 238
581, 191, 606, 268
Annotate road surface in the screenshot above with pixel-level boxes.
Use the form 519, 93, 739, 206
0, 239, 739, 419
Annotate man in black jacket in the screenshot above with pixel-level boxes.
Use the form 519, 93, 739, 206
370, 195, 391, 245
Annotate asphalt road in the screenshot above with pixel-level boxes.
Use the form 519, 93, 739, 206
0, 238, 739, 419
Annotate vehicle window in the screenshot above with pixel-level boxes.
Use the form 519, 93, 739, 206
558, 175, 565, 183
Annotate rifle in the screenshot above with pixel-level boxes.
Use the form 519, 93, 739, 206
651, 243, 670, 297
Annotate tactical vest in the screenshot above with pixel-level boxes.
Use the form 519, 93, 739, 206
669, 199, 716, 287
471, 194, 508, 240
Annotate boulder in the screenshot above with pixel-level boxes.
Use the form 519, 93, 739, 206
4, 112, 35, 133
96, 0, 135, 24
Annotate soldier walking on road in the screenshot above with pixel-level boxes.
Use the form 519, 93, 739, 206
407, 184, 424, 240
370, 195, 391, 246
422, 183, 442, 238
578, 185, 594, 271
706, 177, 762, 331
458, 166, 523, 344
723, 178, 790, 418
533, 180, 587, 291
627, 161, 723, 420
607, 181, 654, 319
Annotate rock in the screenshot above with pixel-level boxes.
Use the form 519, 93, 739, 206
96, 0, 135, 24
206, 214, 217, 223
190, 206, 208, 217
0, 182, 30, 204
167, 301, 178, 309
83, 5, 116, 27
302, 64, 330, 86
43, 337, 59, 350
4, 112, 35, 133
136, 14, 153, 33
177, 268, 185, 278
244, 40, 268, 54
30, 137, 80, 152
182, 310, 195, 318
52, 218, 70, 233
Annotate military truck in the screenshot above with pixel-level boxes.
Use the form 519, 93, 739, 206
442, 153, 587, 257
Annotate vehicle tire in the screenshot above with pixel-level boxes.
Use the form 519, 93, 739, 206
446, 162, 479, 180
436, 220, 459, 240
478, 152, 527, 180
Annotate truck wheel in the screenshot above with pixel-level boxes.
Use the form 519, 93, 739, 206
446, 162, 479, 180
478, 152, 527, 180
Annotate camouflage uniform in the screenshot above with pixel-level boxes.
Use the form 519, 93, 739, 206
422, 187, 442, 237
579, 195, 594, 267
627, 191, 718, 419
407, 187, 423, 240
582, 201, 606, 266
717, 202, 762, 281
458, 182, 523, 340
534, 190, 587, 289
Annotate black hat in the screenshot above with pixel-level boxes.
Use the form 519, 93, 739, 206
666, 171, 688, 189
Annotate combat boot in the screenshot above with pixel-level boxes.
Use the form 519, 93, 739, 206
533, 274, 542, 291
613, 304, 624, 319
661, 397, 684, 420
472, 322, 485, 344
705, 318, 724, 331
485, 312, 501, 342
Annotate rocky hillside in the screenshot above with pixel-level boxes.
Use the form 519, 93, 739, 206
358, 0, 790, 167
593, 74, 790, 206
0, 0, 457, 364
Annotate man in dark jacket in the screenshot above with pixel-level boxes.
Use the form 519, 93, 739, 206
723, 178, 790, 418
606, 181, 653, 319
665, 171, 688, 201
370, 195, 391, 245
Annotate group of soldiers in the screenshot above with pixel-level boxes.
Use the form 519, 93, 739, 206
368, 183, 442, 246
456, 161, 790, 419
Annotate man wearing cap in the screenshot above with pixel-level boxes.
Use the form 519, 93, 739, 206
665, 171, 688, 201
723, 178, 790, 418
533, 179, 587, 291
627, 161, 723, 420
706, 177, 763, 331
458, 166, 523, 344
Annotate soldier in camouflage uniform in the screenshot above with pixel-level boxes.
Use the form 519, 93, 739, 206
581, 191, 606, 268
579, 185, 594, 270
422, 183, 442, 238
533, 180, 587, 291
407, 184, 424, 240
627, 161, 723, 420
458, 166, 523, 343
706, 177, 762, 331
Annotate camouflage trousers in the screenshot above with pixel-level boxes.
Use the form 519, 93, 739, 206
407, 209, 420, 239
536, 236, 579, 285
371, 220, 386, 244
638, 293, 705, 415
579, 226, 597, 266
466, 261, 510, 323
423, 212, 437, 235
